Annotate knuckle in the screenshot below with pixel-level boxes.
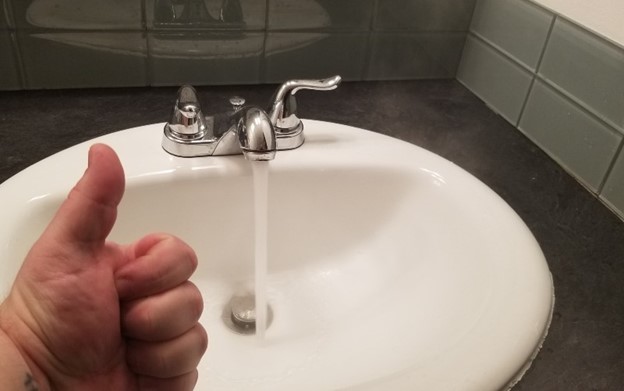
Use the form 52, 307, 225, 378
187, 282, 204, 321
196, 324, 209, 355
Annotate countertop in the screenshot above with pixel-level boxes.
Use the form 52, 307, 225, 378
1, 80, 623, 390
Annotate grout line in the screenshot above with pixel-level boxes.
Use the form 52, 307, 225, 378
455, 32, 472, 79
536, 75, 623, 134
10, 27, 472, 35
8, 30, 26, 88
263, 0, 270, 30
2, 0, 26, 88
361, 0, 378, 80
140, 0, 147, 30
15, 27, 152, 34
144, 32, 154, 87
597, 137, 624, 194
469, 31, 534, 73
455, 0, 478, 79
141, 0, 151, 86
515, 15, 556, 128
258, 0, 269, 83
2, 0, 11, 28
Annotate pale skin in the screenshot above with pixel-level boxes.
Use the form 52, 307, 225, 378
0, 144, 207, 390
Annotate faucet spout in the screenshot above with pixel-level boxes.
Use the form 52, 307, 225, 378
235, 107, 276, 161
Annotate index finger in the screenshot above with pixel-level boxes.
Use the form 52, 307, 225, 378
114, 234, 198, 300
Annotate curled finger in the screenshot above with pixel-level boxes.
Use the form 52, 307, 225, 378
121, 281, 204, 341
115, 234, 198, 300
127, 324, 208, 378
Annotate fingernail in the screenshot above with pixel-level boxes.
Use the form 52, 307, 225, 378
88, 144, 99, 169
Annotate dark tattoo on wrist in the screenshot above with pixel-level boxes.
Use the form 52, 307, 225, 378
24, 373, 39, 391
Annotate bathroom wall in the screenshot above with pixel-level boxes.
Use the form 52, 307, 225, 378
0, 0, 476, 89
534, 0, 624, 47
457, 0, 624, 220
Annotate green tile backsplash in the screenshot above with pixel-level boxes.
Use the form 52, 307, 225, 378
375, 0, 476, 32
19, 31, 147, 89
0, 32, 20, 90
457, 34, 533, 124
0, 3, 7, 29
10, 0, 142, 30
539, 18, 624, 132
0, 0, 476, 89
469, 0, 553, 70
149, 31, 263, 86
264, 32, 367, 83
145, 0, 266, 31
519, 80, 621, 191
460, 0, 624, 220
368, 32, 467, 81
268, 0, 374, 31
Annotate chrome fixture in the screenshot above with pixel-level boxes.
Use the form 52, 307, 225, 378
221, 294, 274, 335
162, 75, 342, 161
268, 75, 341, 150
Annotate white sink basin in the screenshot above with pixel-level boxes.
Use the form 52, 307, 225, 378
0, 120, 554, 390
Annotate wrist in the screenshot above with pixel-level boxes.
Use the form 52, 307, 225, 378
0, 304, 49, 391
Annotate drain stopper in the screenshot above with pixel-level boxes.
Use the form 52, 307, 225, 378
230, 296, 256, 329
222, 294, 274, 335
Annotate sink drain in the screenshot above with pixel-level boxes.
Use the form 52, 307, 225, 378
222, 294, 273, 335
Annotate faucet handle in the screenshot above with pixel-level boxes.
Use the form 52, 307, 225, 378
268, 75, 342, 135
166, 85, 207, 139
229, 96, 246, 112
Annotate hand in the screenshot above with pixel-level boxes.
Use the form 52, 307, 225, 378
0, 144, 207, 390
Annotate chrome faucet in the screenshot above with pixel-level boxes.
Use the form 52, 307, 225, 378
161, 75, 342, 161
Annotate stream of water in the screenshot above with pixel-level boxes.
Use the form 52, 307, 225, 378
252, 161, 269, 340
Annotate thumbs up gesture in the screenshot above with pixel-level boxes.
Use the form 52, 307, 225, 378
0, 144, 207, 390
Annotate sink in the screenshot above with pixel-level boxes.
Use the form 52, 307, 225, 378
0, 120, 554, 390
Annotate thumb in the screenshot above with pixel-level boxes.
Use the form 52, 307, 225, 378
42, 144, 125, 249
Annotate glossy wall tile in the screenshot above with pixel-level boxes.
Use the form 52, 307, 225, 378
145, 0, 266, 31
149, 31, 263, 86
9, 0, 142, 30
264, 32, 367, 83
1, 0, 484, 89
470, 0, 553, 70
19, 32, 147, 89
375, 0, 476, 32
268, 0, 373, 31
1, 2, 7, 29
369, 32, 466, 80
519, 80, 621, 192
457, 34, 533, 124
539, 18, 624, 132
0, 1, 486, 88
0, 32, 20, 89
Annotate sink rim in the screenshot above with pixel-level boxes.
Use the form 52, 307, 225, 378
0, 119, 555, 390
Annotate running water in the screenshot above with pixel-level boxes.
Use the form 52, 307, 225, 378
252, 161, 269, 340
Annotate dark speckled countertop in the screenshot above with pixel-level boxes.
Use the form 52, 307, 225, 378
1, 80, 623, 390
